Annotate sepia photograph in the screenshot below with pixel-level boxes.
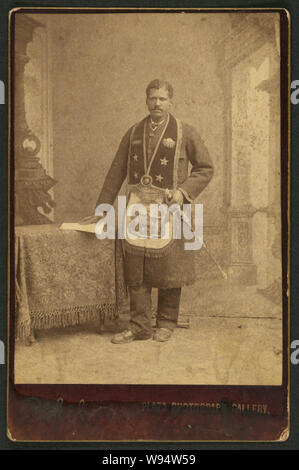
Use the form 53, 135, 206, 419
11, 9, 285, 393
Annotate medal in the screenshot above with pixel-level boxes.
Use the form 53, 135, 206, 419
140, 175, 153, 186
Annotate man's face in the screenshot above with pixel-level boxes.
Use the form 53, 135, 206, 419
146, 87, 172, 121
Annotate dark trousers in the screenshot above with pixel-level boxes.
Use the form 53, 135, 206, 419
129, 284, 182, 336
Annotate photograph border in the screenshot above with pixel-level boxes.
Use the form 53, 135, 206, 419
7, 6, 291, 442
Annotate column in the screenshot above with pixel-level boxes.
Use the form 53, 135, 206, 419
14, 14, 56, 226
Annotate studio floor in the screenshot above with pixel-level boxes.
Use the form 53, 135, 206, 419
14, 279, 283, 385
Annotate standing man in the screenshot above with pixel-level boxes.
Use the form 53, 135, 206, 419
82, 79, 213, 344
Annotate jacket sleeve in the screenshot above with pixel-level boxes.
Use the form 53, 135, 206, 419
178, 123, 214, 202
95, 128, 131, 208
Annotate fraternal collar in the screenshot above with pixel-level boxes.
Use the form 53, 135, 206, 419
149, 114, 168, 132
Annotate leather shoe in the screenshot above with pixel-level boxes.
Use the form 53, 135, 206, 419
153, 327, 173, 342
111, 329, 152, 344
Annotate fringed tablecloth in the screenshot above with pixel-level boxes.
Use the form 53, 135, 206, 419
15, 225, 127, 340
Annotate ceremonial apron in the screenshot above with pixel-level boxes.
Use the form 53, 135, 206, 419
124, 113, 182, 258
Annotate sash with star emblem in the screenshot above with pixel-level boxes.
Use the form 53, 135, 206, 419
127, 113, 182, 190
124, 114, 183, 257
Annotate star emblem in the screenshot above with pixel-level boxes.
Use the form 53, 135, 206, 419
132, 154, 139, 162
156, 174, 164, 183
160, 157, 168, 166
134, 172, 139, 179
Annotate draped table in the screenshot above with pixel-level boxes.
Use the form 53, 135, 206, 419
14, 225, 128, 342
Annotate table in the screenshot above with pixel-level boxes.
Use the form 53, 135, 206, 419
14, 225, 127, 342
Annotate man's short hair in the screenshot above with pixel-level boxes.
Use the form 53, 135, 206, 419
146, 79, 174, 99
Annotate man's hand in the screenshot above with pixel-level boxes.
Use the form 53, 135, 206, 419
165, 189, 184, 206
78, 215, 102, 225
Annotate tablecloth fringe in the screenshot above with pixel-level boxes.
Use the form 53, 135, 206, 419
16, 303, 117, 339
15, 320, 32, 340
